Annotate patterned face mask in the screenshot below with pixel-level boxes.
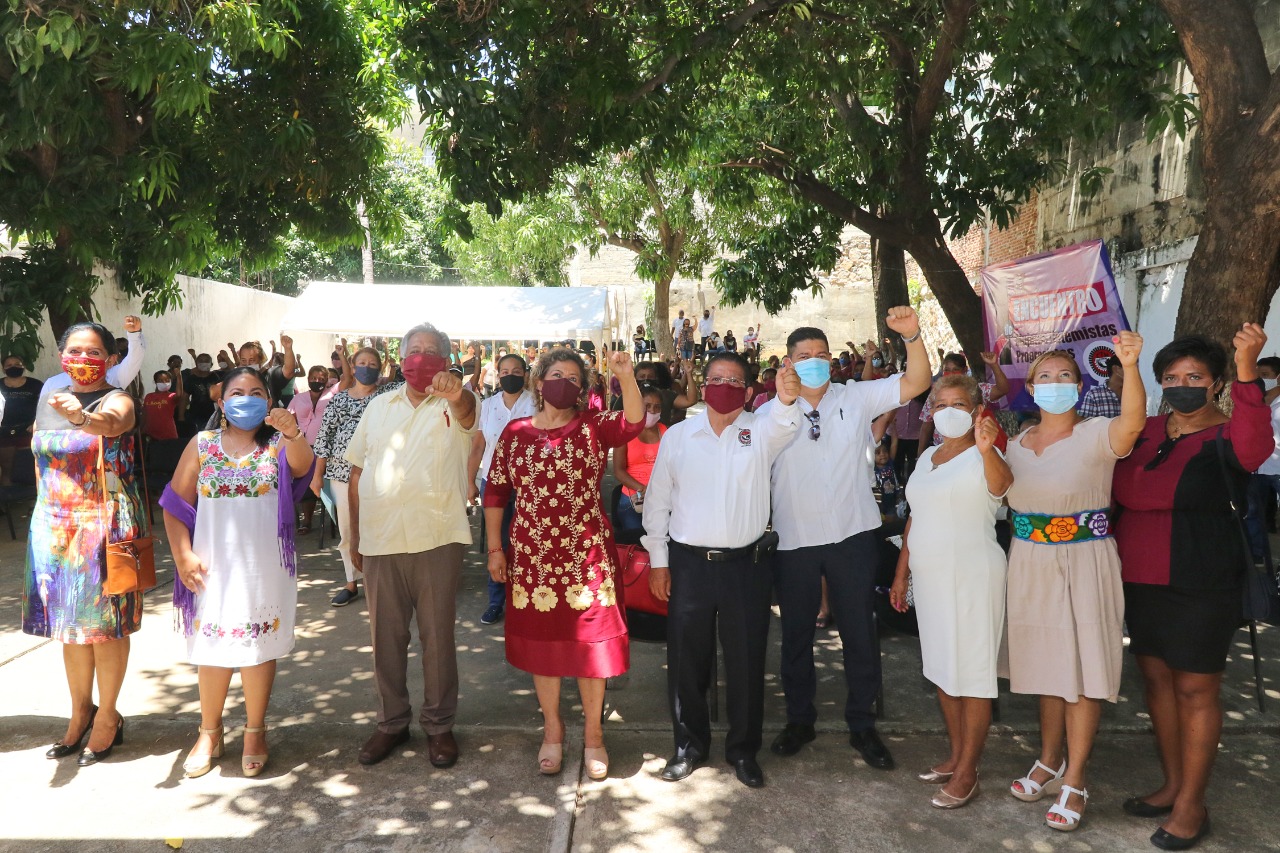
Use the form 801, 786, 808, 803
62, 354, 107, 385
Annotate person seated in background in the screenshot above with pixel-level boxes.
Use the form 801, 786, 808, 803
723, 330, 738, 353
1078, 357, 1123, 418
872, 440, 901, 520
612, 386, 666, 533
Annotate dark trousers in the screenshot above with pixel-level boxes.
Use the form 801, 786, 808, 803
773, 530, 879, 732
667, 543, 773, 763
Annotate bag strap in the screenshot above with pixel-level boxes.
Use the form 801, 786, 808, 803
1214, 426, 1273, 580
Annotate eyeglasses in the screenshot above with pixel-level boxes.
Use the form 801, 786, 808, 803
704, 377, 746, 387
804, 410, 821, 441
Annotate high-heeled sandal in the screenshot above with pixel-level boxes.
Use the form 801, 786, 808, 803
77, 715, 124, 766
538, 741, 564, 775
583, 746, 609, 781
183, 724, 225, 778
46, 705, 98, 759
242, 725, 268, 778
1046, 785, 1088, 832
1010, 758, 1066, 802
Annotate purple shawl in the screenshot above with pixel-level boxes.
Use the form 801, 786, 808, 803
160, 442, 315, 636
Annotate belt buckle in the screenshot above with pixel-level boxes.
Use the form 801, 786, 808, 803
704, 549, 723, 561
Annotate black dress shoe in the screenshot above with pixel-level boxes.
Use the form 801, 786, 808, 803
77, 716, 124, 766
1123, 796, 1175, 818
848, 728, 894, 770
731, 757, 765, 788
1151, 814, 1211, 851
358, 728, 410, 766
660, 753, 704, 782
47, 705, 98, 759
770, 722, 816, 757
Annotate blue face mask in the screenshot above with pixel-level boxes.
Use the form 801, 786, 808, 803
223, 395, 269, 430
354, 365, 380, 386
1032, 383, 1080, 415
793, 357, 831, 388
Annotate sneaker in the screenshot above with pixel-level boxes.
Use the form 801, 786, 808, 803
331, 588, 359, 607
480, 605, 504, 625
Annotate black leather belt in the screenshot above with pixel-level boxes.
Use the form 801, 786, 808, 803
672, 540, 756, 562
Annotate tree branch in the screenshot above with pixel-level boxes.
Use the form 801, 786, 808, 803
829, 90, 880, 140
718, 156, 911, 246
572, 180, 646, 254
912, 0, 978, 138
624, 0, 786, 102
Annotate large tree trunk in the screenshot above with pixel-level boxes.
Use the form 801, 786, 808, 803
906, 233, 984, 370
872, 239, 910, 362
1175, 187, 1280, 341
653, 268, 675, 361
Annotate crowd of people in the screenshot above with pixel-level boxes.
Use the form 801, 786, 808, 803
8, 304, 1277, 853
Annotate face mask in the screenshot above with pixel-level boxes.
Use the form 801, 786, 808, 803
763, 380, 777, 393
156, 382, 172, 393
540, 377, 581, 410
793, 357, 831, 388
1263, 378, 1278, 392
117, 348, 129, 359
217, 359, 231, 370
499, 374, 526, 394
644, 411, 662, 428
308, 380, 327, 393
401, 352, 448, 392
354, 365, 380, 386
4, 366, 23, 378
223, 395, 268, 430
197, 360, 213, 371
62, 354, 107, 385
871, 356, 884, 368
933, 407, 974, 439
1032, 383, 1080, 415
1163, 385, 1209, 414
703, 382, 746, 414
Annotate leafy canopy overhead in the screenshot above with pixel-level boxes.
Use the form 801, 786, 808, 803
0, 0, 408, 358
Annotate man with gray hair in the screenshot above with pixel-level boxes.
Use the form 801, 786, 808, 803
345, 322, 478, 767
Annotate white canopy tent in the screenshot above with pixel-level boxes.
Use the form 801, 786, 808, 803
280, 281, 613, 351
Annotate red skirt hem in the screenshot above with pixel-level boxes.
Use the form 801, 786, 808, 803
506, 634, 630, 679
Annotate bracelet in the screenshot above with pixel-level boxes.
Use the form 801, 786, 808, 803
75, 411, 90, 427
901, 331, 922, 344
487, 547, 503, 555
284, 431, 304, 441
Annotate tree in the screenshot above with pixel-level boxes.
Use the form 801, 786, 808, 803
1157, 1, 1280, 343
0, 0, 407, 350
407, 1, 1182, 364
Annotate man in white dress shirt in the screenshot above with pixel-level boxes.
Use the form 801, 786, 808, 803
643, 351, 801, 789
697, 307, 716, 360
42, 315, 145, 393
762, 308, 931, 770
671, 309, 686, 351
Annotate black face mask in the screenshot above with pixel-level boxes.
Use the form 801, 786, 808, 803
309, 380, 326, 393
4, 366, 23, 378
499, 374, 525, 394
117, 348, 128, 359
1163, 386, 1209, 414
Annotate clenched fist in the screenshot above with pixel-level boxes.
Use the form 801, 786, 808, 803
975, 411, 999, 454
122, 315, 142, 333
609, 350, 635, 378
266, 407, 299, 436
430, 368, 466, 403
885, 306, 921, 339
1112, 330, 1143, 368
776, 359, 801, 405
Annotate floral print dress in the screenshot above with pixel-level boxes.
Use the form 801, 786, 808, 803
187, 430, 295, 667
484, 411, 642, 678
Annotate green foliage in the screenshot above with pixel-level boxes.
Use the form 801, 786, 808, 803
0, 0, 408, 351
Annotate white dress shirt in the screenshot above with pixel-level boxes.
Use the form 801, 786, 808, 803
642, 400, 801, 567
672, 316, 685, 341
1259, 395, 1280, 476
760, 376, 903, 551
698, 312, 715, 338
42, 329, 145, 393
477, 389, 536, 480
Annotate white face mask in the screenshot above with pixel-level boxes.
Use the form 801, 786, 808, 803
1264, 377, 1278, 392
933, 406, 974, 439
156, 382, 172, 393
644, 411, 661, 428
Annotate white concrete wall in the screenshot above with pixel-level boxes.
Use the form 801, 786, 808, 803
31, 272, 336, 388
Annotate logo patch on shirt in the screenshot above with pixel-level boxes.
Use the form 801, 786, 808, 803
738, 428, 752, 446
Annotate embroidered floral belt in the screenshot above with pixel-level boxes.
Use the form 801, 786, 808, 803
1011, 509, 1112, 544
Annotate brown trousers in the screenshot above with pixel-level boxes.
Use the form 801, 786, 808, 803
364, 544, 463, 734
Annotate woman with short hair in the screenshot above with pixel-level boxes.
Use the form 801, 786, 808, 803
1112, 327, 1272, 850
484, 348, 643, 780
891, 375, 1012, 809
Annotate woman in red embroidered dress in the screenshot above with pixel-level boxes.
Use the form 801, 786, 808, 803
484, 348, 643, 780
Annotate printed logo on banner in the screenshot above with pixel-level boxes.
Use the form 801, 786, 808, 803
1084, 341, 1117, 382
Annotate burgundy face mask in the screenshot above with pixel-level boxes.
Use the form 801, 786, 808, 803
540, 377, 581, 410
703, 383, 746, 414
401, 353, 448, 392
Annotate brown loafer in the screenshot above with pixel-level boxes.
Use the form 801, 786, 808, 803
427, 731, 458, 768
358, 728, 409, 766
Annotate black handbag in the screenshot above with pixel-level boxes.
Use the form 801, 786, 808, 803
1213, 428, 1277, 622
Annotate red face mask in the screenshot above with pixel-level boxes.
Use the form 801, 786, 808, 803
62, 354, 107, 385
763, 380, 777, 393
703, 382, 746, 415
401, 352, 448, 392
540, 377, 581, 410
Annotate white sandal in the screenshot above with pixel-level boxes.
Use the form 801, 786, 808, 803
1045, 785, 1088, 832
1009, 758, 1066, 802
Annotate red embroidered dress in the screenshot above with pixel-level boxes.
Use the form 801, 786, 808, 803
484, 411, 642, 677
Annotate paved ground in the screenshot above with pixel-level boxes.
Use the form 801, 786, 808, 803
2, 496, 1279, 852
